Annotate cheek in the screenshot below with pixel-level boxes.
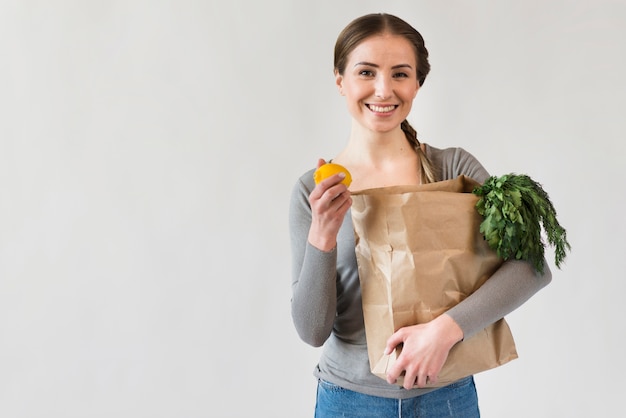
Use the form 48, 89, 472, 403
345, 86, 369, 103
396, 91, 413, 103
404, 85, 419, 101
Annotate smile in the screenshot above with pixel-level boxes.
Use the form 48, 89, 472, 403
367, 104, 397, 113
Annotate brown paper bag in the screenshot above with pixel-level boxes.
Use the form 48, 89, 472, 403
351, 175, 518, 388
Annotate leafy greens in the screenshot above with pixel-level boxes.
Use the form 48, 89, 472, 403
473, 174, 571, 274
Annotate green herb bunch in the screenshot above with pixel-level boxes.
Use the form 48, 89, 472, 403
472, 174, 571, 273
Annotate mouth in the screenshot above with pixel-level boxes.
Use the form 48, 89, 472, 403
367, 104, 398, 113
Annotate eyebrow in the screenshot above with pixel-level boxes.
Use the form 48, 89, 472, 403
353, 61, 414, 70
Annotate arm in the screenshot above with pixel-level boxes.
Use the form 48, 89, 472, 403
288, 164, 352, 347
386, 146, 552, 388
441, 146, 553, 339
446, 259, 551, 339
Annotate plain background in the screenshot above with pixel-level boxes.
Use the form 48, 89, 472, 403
1, 1, 624, 417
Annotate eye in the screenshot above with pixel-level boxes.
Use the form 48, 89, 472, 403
358, 69, 375, 77
393, 72, 409, 78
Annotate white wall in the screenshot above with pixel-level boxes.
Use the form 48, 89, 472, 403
1, 1, 624, 417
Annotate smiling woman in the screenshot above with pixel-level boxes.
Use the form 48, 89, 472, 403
288, 13, 552, 418
332, 14, 436, 188
335, 35, 419, 136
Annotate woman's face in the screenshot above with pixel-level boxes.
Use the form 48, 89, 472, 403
335, 34, 420, 134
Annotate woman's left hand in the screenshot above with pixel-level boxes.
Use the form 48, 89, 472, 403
384, 314, 463, 389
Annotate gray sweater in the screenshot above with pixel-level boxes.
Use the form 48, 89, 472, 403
289, 144, 552, 399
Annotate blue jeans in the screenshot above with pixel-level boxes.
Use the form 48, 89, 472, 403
315, 376, 480, 418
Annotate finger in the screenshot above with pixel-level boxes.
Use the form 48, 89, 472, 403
325, 195, 351, 221
339, 194, 352, 212
320, 172, 347, 189
402, 372, 418, 390
416, 374, 428, 388
386, 370, 398, 385
384, 329, 405, 355
316, 158, 327, 169
328, 185, 351, 204
327, 198, 348, 216
385, 354, 407, 386
309, 180, 336, 202
310, 174, 347, 202
319, 184, 350, 210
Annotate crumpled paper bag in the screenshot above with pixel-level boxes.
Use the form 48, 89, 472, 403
351, 175, 518, 388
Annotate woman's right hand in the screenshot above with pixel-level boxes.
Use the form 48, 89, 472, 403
307, 159, 352, 251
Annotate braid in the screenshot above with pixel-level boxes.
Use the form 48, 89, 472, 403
401, 120, 438, 184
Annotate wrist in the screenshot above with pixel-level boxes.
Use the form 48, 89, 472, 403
308, 226, 338, 252
437, 313, 464, 346
307, 235, 337, 252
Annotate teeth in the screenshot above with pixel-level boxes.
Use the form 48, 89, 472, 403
369, 104, 395, 112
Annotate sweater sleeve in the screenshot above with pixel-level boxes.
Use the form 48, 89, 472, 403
428, 145, 552, 339
288, 173, 338, 347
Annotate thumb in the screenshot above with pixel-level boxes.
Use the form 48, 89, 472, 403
384, 330, 404, 355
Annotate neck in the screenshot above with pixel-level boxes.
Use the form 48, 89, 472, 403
333, 121, 421, 190
336, 122, 411, 167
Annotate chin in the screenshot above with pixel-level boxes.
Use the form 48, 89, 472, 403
366, 121, 403, 134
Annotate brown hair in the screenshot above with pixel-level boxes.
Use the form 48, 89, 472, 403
334, 13, 437, 183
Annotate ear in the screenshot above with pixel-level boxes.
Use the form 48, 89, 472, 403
334, 69, 345, 96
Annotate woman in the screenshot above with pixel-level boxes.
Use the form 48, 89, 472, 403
289, 13, 551, 417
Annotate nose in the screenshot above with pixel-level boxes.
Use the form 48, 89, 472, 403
374, 75, 392, 100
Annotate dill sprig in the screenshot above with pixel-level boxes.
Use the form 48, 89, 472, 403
472, 174, 571, 274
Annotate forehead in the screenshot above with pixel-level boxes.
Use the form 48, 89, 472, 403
348, 34, 417, 66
